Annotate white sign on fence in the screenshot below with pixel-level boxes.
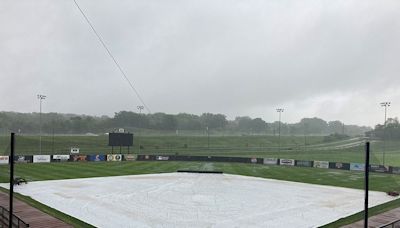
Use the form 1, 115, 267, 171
52, 155, 70, 160
279, 159, 295, 166
0, 156, 9, 165
33, 155, 51, 163
263, 158, 278, 165
107, 154, 122, 161
313, 161, 329, 169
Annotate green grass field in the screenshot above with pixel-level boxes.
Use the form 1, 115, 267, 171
1, 134, 400, 227
1, 161, 400, 192
1, 161, 400, 227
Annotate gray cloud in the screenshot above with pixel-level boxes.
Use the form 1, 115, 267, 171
1, 0, 400, 126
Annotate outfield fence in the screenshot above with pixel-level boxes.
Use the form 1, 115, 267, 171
0, 154, 399, 175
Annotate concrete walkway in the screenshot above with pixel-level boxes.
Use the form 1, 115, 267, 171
0, 191, 72, 228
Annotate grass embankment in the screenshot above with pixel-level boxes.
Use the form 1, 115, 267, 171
1, 135, 326, 154
1, 135, 400, 165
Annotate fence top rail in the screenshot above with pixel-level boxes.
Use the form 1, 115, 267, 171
0, 205, 30, 227
379, 219, 400, 228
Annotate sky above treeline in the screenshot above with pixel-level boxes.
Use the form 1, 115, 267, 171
1, 0, 399, 127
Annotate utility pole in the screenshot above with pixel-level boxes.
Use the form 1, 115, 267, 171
37, 94, 46, 154
380, 102, 390, 166
137, 105, 144, 154
276, 108, 284, 152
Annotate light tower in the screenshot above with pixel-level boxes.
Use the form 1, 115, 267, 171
276, 108, 284, 152
380, 102, 391, 166
137, 105, 144, 154
37, 94, 46, 154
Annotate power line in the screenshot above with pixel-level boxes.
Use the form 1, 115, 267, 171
72, 0, 151, 113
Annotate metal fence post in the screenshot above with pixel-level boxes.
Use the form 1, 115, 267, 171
9, 132, 15, 228
364, 141, 370, 228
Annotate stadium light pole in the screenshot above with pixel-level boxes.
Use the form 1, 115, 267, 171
303, 122, 307, 153
206, 126, 210, 150
37, 94, 46, 154
276, 108, 284, 152
380, 102, 391, 166
137, 105, 144, 154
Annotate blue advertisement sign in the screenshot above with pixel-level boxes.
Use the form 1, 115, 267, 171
87, 155, 106, 162
350, 163, 365, 171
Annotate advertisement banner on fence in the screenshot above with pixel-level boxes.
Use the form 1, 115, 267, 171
370, 165, 389, 173
107, 154, 122, 161
263, 158, 278, 165
350, 163, 365, 171
156, 156, 169, 161
87, 155, 106, 162
279, 159, 295, 166
391, 167, 400, 174
33, 155, 51, 163
296, 160, 313, 167
52, 155, 70, 161
123, 154, 137, 161
250, 158, 258, 163
329, 162, 350, 170
70, 155, 87, 162
0, 156, 9, 165
137, 155, 155, 161
314, 161, 329, 169
14, 155, 33, 163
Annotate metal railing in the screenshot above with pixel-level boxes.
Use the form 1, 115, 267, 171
379, 219, 400, 228
0, 205, 29, 228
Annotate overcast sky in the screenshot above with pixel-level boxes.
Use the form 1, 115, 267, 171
1, 0, 400, 126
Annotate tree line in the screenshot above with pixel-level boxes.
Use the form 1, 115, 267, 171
0, 111, 371, 136
367, 117, 400, 139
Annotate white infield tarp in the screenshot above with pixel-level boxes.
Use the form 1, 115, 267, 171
2, 173, 396, 228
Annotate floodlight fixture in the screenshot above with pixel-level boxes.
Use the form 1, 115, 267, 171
37, 94, 46, 100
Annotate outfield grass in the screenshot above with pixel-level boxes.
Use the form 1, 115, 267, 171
1, 161, 400, 192
1, 134, 399, 226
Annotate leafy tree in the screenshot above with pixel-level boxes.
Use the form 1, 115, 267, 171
200, 113, 227, 129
